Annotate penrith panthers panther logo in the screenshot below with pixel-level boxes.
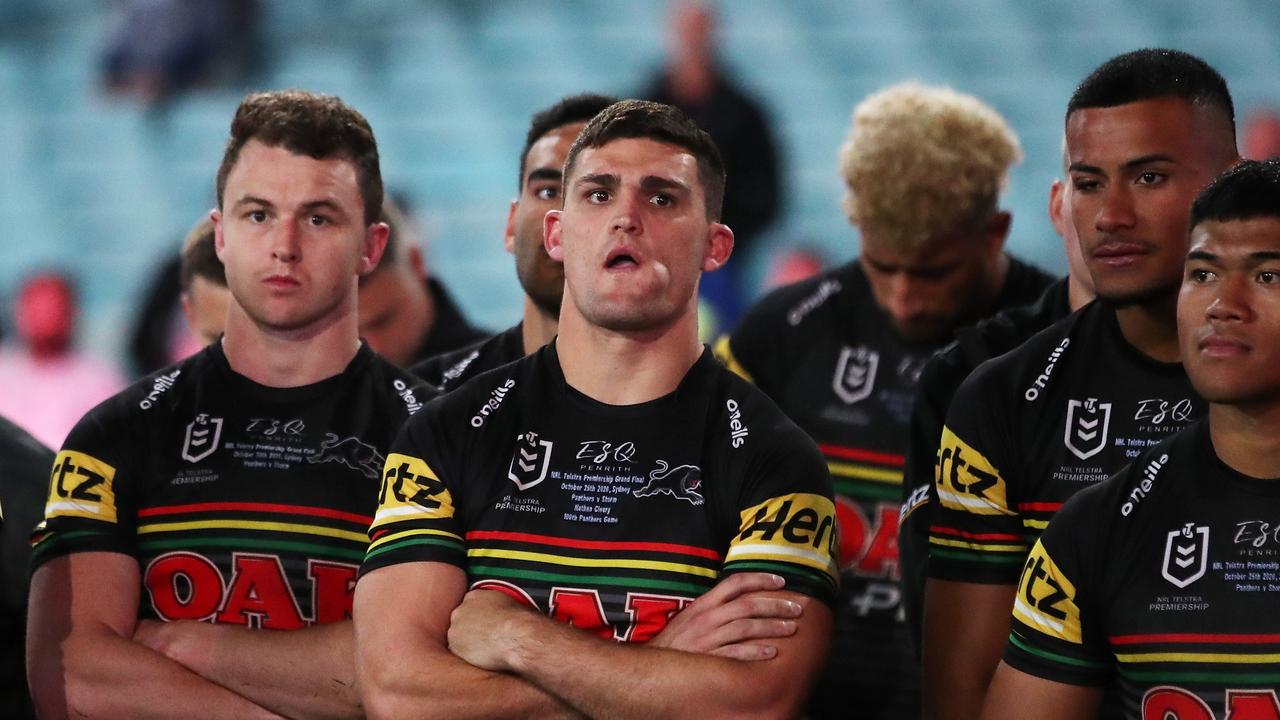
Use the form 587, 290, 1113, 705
307, 433, 386, 480
633, 460, 704, 506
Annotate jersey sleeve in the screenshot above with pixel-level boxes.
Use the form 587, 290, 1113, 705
1002, 484, 1111, 686
721, 416, 840, 607
359, 408, 467, 576
29, 405, 138, 570
715, 285, 795, 395
927, 362, 1028, 584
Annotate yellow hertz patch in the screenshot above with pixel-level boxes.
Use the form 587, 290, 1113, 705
372, 453, 455, 529
728, 493, 839, 578
1012, 540, 1083, 644
45, 450, 118, 523
712, 337, 754, 384
934, 426, 1015, 516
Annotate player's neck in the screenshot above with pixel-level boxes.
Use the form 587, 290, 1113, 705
521, 297, 559, 356
1208, 401, 1280, 480
1067, 274, 1095, 312
1114, 292, 1180, 363
221, 303, 361, 388
556, 303, 702, 406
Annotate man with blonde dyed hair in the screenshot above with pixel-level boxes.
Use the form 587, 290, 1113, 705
715, 81, 1054, 718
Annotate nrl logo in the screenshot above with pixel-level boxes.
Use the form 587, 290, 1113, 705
182, 414, 224, 463
833, 346, 879, 405
1162, 523, 1209, 588
1063, 398, 1111, 461
508, 431, 553, 491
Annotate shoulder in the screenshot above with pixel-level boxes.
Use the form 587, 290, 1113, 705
404, 349, 535, 438
362, 351, 435, 417
956, 301, 1094, 407
999, 255, 1059, 308
735, 264, 852, 337
708, 360, 823, 463
1068, 423, 1194, 528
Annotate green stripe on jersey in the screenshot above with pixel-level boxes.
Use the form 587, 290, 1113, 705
469, 564, 708, 596
1118, 667, 1280, 685
831, 479, 900, 501
723, 560, 837, 590
1009, 632, 1108, 670
929, 546, 1026, 564
365, 536, 466, 560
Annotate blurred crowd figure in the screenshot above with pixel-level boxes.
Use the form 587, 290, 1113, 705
643, 0, 783, 332
1243, 109, 1280, 159
0, 272, 124, 449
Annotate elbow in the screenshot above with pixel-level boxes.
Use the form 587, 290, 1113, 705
358, 656, 450, 720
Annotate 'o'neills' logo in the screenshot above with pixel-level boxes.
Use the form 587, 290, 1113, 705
471, 378, 516, 427
726, 399, 750, 448
139, 369, 182, 410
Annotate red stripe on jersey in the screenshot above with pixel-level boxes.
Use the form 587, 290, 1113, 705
929, 526, 1023, 542
818, 444, 905, 467
466, 530, 722, 561
1016, 502, 1064, 513
1111, 632, 1280, 645
139, 502, 373, 526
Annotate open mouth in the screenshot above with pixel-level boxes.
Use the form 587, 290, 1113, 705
605, 249, 640, 270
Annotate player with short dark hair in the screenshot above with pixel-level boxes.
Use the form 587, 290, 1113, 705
923, 49, 1241, 720
716, 82, 1054, 718
356, 99, 838, 719
27, 89, 423, 719
982, 158, 1280, 719
413, 93, 618, 390
178, 216, 230, 348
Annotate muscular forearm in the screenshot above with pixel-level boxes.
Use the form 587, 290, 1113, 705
139, 619, 363, 720
502, 610, 821, 720
29, 627, 278, 720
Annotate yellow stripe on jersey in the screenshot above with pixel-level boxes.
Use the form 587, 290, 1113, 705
371, 453, 455, 530
732, 493, 839, 578
713, 336, 754, 384
935, 426, 1015, 516
1115, 651, 1280, 664
368, 527, 465, 552
1012, 540, 1083, 644
467, 548, 719, 579
930, 536, 1027, 553
827, 461, 902, 484
137, 519, 368, 544
45, 450, 118, 524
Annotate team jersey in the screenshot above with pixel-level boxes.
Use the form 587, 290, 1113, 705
929, 300, 1204, 584
716, 256, 1054, 717
410, 322, 525, 392
898, 278, 1072, 648
1006, 420, 1280, 719
361, 342, 839, 644
30, 342, 424, 628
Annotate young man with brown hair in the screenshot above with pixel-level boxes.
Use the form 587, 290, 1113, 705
27, 89, 422, 719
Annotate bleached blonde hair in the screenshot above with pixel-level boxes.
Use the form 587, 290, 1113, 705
839, 82, 1022, 254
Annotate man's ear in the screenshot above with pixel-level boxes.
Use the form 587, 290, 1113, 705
544, 209, 565, 262
503, 199, 519, 254
211, 209, 225, 261
701, 222, 734, 272
358, 222, 391, 277
984, 210, 1012, 255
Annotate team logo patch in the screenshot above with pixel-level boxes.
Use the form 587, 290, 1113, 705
308, 433, 385, 480
1012, 541, 1082, 643
46, 450, 118, 523
833, 346, 879, 404
633, 460, 704, 505
182, 414, 224, 463
1063, 398, 1111, 461
1162, 523, 1209, 589
508, 432, 553, 491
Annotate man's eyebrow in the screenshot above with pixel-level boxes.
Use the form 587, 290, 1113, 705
526, 168, 562, 185
639, 176, 690, 194
298, 199, 344, 214
233, 195, 275, 209
1248, 250, 1280, 262
574, 173, 618, 189
1123, 153, 1177, 169
1186, 249, 1218, 262
1067, 162, 1102, 174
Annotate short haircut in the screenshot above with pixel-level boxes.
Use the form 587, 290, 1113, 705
1067, 49, 1235, 138
839, 82, 1021, 253
179, 217, 225, 292
1190, 159, 1280, 230
360, 196, 414, 285
562, 99, 726, 221
519, 93, 618, 190
215, 89, 383, 225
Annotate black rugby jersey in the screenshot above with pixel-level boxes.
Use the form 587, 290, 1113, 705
716, 257, 1054, 718
1007, 421, 1280, 719
899, 278, 1072, 648
930, 300, 1204, 585
31, 342, 423, 628
410, 322, 524, 392
361, 343, 839, 643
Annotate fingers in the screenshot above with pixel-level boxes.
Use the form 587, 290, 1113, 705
716, 595, 803, 624
710, 642, 780, 662
707, 617, 799, 648
697, 573, 786, 606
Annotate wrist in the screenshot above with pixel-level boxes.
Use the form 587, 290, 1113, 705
503, 608, 546, 675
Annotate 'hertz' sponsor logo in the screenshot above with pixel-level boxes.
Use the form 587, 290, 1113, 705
392, 379, 425, 415
729, 493, 839, 577
1121, 453, 1169, 517
139, 369, 182, 410
786, 279, 841, 326
45, 450, 118, 523
1012, 540, 1082, 643
935, 427, 1014, 516
1023, 338, 1070, 402
373, 453, 454, 527
471, 378, 516, 428
725, 399, 750, 448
